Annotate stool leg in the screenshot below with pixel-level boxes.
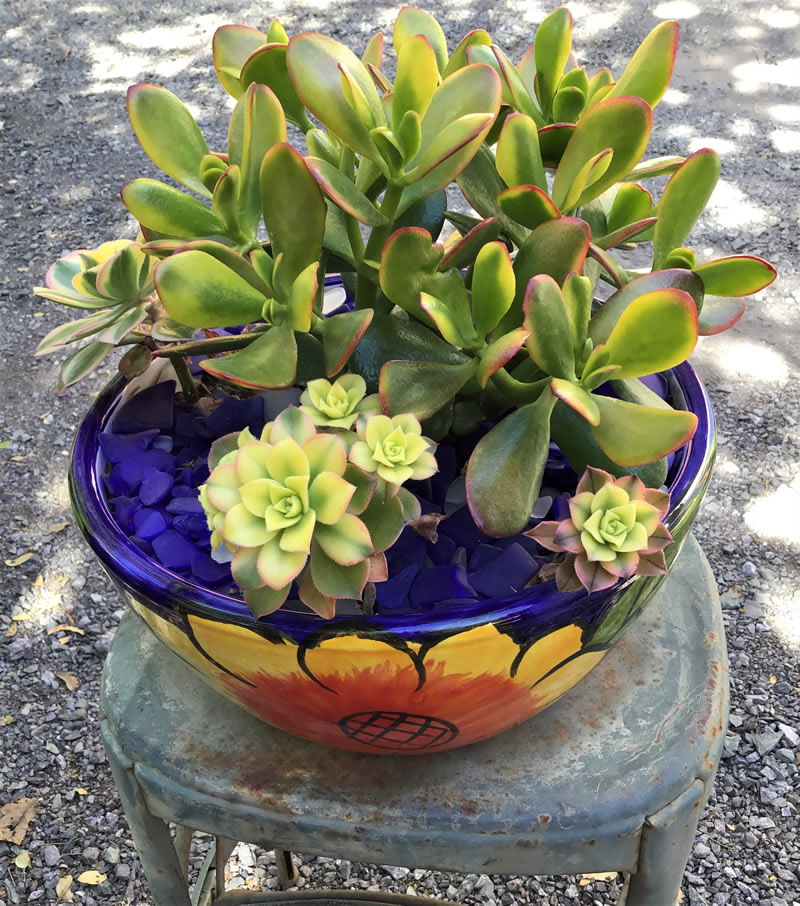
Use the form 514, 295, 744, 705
276, 849, 298, 889
101, 720, 191, 906
620, 779, 705, 906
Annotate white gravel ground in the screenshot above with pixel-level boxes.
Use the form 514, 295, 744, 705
1, 1, 799, 904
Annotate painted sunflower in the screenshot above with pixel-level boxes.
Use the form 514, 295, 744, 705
133, 603, 609, 753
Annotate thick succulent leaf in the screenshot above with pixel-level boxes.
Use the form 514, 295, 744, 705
591, 394, 698, 467
127, 84, 211, 198
322, 309, 374, 376
589, 268, 704, 344
562, 271, 593, 358
553, 97, 652, 209
607, 21, 679, 108
533, 7, 573, 116
456, 145, 524, 245
351, 313, 470, 392
361, 32, 384, 69
419, 293, 473, 347
495, 113, 546, 191
245, 583, 291, 618
122, 179, 226, 239
599, 288, 698, 380
286, 33, 384, 161
623, 155, 685, 181
394, 6, 448, 75
33, 285, 110, 310
499, 216, 590, 334
552, 85, 585, 123
228, 84, 287, 230
606, 183, 653, 234
56, 341, 114, 392
537, 123, 576, 168
378, 227, 443, 320
96, 303, 148, 344
239, 43, 310, 130
200, 324, 297, 389
444, 29, 492, 78
155, 250, 266, 327
213, 25, 267, 97
358, 493, 406, 553
550, 378, 600, 425
306, 157, 387, 226
260, 143, 326, 288
466, 388, 557, 537
693, 255, 776, 297
523, 274, 576, 380
314, 514, 373, 566
297, 570, 336, 619
476, 327, 530, 387
287, 262, 318, 332
697, 296, 747, 335
310, 540, 369, 598
394, 189, 447, 240
380, 359, 477, 420
586, 68, 613, 103
174, 240, 271, 296
36, 308, 122, 355
653, 148, 720, 269
439, 217, 501, 270
393, 34, 439, 127
471, 241, 516, 337
596, 217, 657, 250
491, 45, 544, 125
211, 165, 244, 238
497, 184, 561, 230
94, 244, 148, 300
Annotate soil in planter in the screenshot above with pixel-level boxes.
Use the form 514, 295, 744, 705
101, 378, 678, 616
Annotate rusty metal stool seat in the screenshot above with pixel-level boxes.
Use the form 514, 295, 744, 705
99, 535, 728, 906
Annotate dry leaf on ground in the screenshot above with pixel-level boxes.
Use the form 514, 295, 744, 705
47, 625, 85, 636
0, 797, 39, 844
0, 716, 14, 726
56, 874, 74, 902
77, 870, 107, 885
579, 872, 618, 885
15, 850, 30, 869
5, 553, 33, 567
45, 521, 69, 535
56, 673, 80, 691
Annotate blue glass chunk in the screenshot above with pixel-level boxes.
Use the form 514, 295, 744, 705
152, 529, 196, 571
113, 380, 175, 433
166, 495, 203, 515
99, 428, 159, 463
469, 542, 538, 598
409, 564, 476, 608
132, 508, 168, 541
139, 466, 174, 507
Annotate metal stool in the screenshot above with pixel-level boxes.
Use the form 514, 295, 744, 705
99, 535, 728, 906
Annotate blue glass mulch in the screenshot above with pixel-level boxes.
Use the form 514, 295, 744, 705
101, 379, 670, 616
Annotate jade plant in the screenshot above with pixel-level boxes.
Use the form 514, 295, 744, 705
37, 6, 777, 615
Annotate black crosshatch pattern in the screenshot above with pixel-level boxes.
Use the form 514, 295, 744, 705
339, 711, 459, 749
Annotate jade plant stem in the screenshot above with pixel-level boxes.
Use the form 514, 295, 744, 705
355, 182, 405, 310
167, 353, 200, 403
489, 369, 549, 405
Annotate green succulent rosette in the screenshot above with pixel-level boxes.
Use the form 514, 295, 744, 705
349, 413, 437, 494
528, 466, 673, 593
299, 374, 382, 429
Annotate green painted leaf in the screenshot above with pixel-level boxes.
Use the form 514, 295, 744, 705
444, 29, 492, 78
394, 6, 448, 75
378, 227, 443, 320
380, 359, 477, 420
56, 341, 113, 392
589, 268, 704, 344
213, 25, 267, 97
601, 288, 698, 379
591, 394, 698, 467
393, 34, 438, 127
306, 157, 387, 226
653, 148, 720, 269
127, 84, 211, 198
497, 184, 560, 230
552, 97, 652, 209
467, 388, 556, 536
239, 43, 310, 130
286, 33, 384, 162
693, 255, 776, 297
439, 217, 501, 270
200, 324, 297, 389
155, 250, 266, 327
533, 7, 573, 117
471, 240, 515, 337
697, 296, 746, 335
607, 20, 679, 107
522, 274, 576, 380
122, 179, 225, 239
228, 83, 287, 230
495, 113, 546, 191
260, 143, 326, 287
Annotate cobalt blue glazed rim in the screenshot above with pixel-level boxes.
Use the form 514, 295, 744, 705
69, 358, 715, 644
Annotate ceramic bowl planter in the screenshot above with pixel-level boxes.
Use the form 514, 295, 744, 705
69, 352, 714, 754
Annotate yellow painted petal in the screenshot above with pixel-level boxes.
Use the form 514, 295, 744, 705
130, 601, 209, 673
424, 622, 521, 679
304, 635, 422, 696
513, 624, 585, 687
187, 612, 301, 679
530, 649, 608, 710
